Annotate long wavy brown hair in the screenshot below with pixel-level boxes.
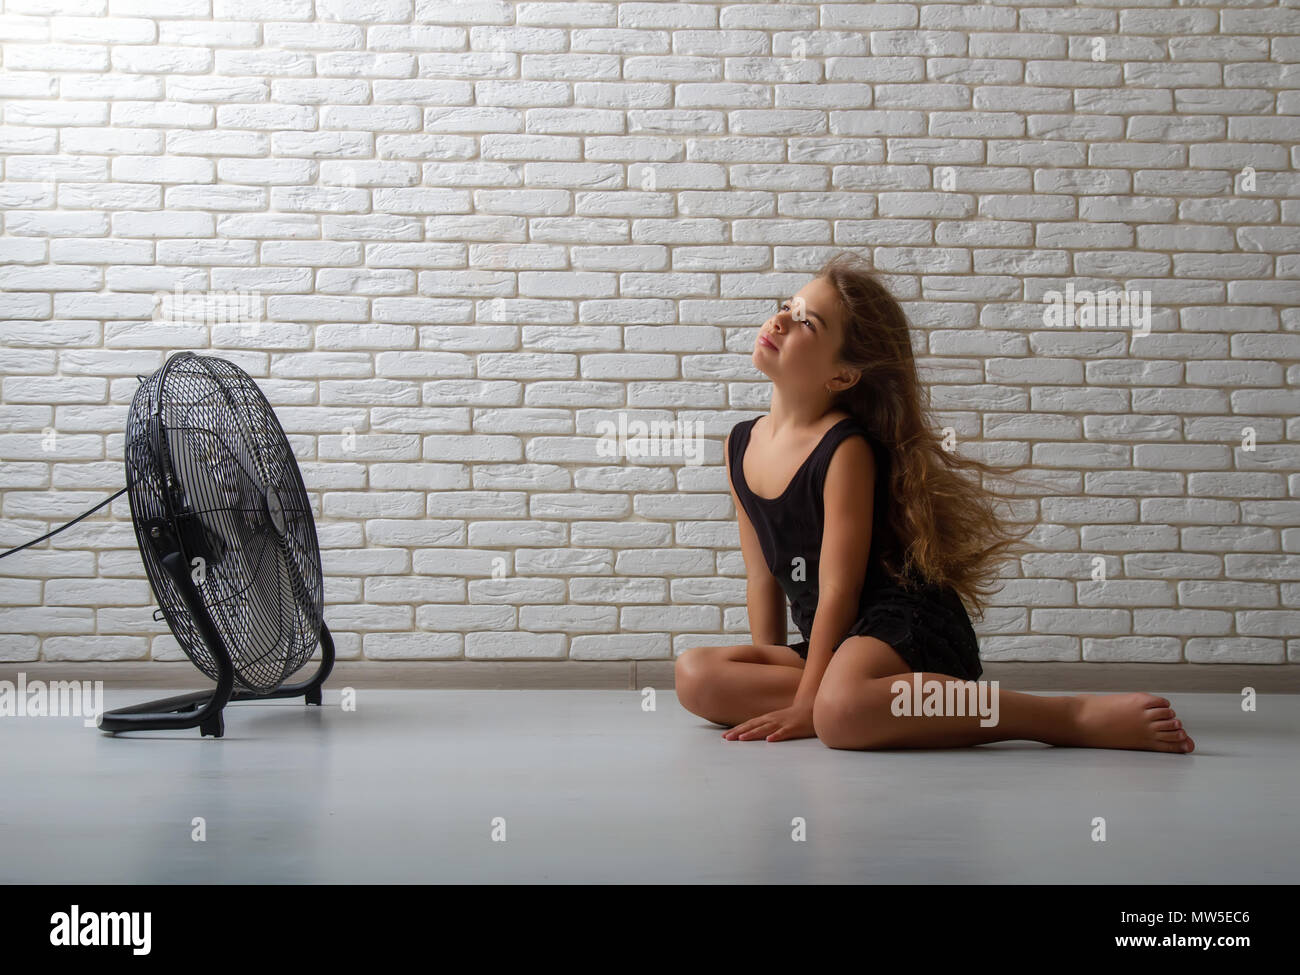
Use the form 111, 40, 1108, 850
815, 251, 1045, 620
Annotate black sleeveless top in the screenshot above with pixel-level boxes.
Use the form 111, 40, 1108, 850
728, 415, 901, 642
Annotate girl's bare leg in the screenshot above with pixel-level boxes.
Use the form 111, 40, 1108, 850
676, 639, 1196, 754
674, 644, 805, 728
815, 639, 1195, 753
816, 672, 1195, 753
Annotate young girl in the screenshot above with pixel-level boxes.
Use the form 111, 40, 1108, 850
675, 251, 1196, 754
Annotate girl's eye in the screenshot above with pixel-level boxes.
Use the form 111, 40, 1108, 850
784, 303, 812, 330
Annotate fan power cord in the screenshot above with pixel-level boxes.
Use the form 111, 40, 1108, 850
0, 486, 129, 560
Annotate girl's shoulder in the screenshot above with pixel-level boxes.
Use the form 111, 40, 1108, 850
823, 415, 887, 479
730, 414, 763, 432
825, 411, 876, 447
726, 414, 763, 449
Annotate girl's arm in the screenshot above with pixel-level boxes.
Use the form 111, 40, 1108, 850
793, 436, 876, 705
725, 433, 787, 647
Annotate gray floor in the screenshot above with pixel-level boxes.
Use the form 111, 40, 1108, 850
1, 688, 1296, 883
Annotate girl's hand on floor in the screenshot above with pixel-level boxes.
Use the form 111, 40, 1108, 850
723, 703, 816, 742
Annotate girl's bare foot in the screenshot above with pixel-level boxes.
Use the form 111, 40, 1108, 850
1064, 692, 1195, 753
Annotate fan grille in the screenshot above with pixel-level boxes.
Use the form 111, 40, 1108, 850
125, 353, 324, 694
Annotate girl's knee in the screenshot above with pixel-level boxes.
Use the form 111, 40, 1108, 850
675, 645, 720, 684
813, 677, 900, 750
675, 646, 726, 711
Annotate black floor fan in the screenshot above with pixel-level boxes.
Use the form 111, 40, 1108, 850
99, 351, 334, 738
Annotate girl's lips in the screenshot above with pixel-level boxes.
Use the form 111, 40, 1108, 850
757, 333, 777, 350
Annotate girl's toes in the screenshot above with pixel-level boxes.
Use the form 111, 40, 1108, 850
1156, 731, 1186, 742
1151, 719, 1179, 732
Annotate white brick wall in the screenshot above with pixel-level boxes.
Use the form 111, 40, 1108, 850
1, 1, 1298, 669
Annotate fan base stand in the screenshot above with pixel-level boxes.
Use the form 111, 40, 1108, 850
200, 712, 224, 739
98, 625, 335, 738
101, 510, 335, 737
98, 627, 335, 737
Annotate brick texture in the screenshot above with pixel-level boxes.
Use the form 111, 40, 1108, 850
0, 1, 1297, 668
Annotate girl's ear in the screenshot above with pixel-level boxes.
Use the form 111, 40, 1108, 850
828, 366, 862, 393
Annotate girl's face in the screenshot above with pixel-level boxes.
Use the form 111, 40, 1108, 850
752, 277, 846, 387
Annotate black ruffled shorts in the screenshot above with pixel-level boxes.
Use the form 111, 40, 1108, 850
786, 583, 983, 681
